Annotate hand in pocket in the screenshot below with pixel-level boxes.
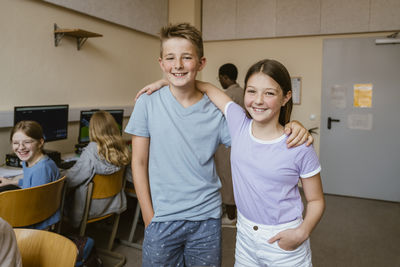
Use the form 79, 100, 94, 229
268, 228, 306, 251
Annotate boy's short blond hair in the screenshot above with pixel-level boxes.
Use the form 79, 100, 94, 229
159, 23, 204, 59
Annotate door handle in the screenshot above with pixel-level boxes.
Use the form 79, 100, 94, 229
327, 117, 340, 129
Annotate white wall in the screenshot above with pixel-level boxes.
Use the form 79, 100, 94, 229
201, 32, 390, 154
43, 0, 168, 36
169, 0, 202, 29
202, 0, 400, 40
0, 0, 161, 161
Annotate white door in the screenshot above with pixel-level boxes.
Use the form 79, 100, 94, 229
320, 36, 400, 202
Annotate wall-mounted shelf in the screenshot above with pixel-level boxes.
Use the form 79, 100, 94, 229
54, 23, 103, 50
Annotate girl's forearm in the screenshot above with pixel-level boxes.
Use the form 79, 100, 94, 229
196, 81, 232, 112
298, 199, 325, 240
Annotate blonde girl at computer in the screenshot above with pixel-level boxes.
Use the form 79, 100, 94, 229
0, 120, 61, 229
194, 59, 325, 266
66, 110, 130, 228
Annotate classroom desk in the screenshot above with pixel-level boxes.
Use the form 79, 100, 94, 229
0, 165, 23, 179
0, 165, 22, 192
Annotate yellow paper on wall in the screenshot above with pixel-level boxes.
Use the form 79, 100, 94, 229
353, 83, 373, 107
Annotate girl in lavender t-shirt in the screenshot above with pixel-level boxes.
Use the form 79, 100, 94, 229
197, 59, 325, 266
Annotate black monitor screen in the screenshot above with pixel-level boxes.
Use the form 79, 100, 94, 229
14, 105, 69, 142
78, 109, 124, 144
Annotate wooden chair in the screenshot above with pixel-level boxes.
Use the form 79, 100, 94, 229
0, 176, 67, 232
79, 168, 126, 266
119, 183, 143, 249
14, 228, 77, 267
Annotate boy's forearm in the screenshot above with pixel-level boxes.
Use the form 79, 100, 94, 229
133, 165, 154, 226
131, 136, 154, 226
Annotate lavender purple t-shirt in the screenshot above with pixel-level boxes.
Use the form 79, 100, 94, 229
225, 102, 321, 225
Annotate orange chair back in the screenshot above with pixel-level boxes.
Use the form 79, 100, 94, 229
91, 168, 125, 199
0, 176, 66, 228
14, 228, 77, 267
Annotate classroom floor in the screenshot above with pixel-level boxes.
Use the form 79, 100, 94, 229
80, 193, 400, 267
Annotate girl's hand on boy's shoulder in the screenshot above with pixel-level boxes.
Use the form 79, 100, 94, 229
134, 79, 169, 101
284, 120, 313, 148
268, 227, 307, 251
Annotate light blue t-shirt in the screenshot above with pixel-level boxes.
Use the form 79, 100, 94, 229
19, 155, 61, 230
19, 156, 60, 189
125, 86, 231, 222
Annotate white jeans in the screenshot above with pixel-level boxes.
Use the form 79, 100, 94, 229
235, 212, 312, 267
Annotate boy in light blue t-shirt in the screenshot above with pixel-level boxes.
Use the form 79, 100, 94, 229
125, 23, 311, 267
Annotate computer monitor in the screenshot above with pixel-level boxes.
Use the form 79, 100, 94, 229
78, 109, 124, 144
14, 105, 69, 142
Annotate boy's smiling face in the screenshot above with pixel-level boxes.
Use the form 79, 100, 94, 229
159, 37, 206, 89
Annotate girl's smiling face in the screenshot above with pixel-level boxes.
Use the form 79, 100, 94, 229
12, 131, 44, 166
244, 72, 291, 125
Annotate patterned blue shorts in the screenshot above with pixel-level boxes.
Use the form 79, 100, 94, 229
142, 218, 221, 266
